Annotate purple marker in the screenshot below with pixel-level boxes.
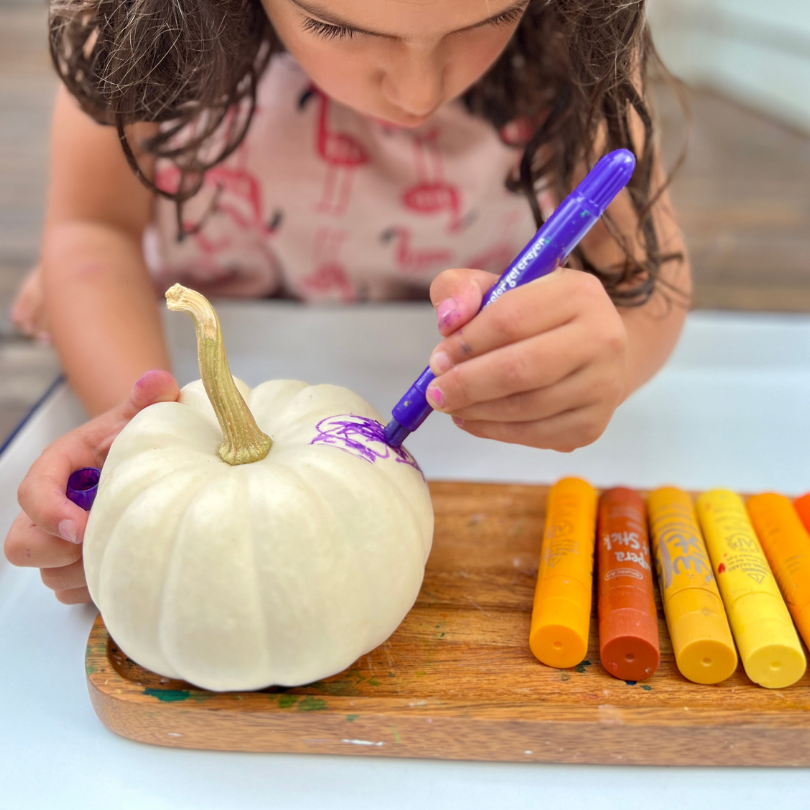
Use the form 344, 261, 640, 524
383, 149, 636, 448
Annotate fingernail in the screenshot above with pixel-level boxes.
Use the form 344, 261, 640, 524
436, 298, 458, 329
427, 384, 445, 408
58, 519, 80, 544
430, 351, 452, 375
452, 416, 465, 427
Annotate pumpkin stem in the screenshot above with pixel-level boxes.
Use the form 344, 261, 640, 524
165, 284, 271, 465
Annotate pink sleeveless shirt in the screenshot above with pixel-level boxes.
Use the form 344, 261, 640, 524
145, 54, 550, 302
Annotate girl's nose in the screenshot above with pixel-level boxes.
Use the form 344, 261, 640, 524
381, 49, 445, 118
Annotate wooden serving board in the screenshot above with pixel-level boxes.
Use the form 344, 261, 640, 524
85, 481, 810, 766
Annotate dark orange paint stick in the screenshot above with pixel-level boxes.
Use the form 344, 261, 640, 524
597, 487, 660, 681
795, 493, 810, 535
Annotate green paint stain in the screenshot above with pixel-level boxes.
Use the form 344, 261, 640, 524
416, 670, 426, 678
575, 660, 592, 674
367, 677, 381, 686
86, 664, 95, 675
559, 672, 571, 682
346, 714, 358, 722
278, 694, 299, 709
308, 678, 361, 697
143, 688, 190, 702
388, 672, 396, 678
439, 632, 446, 638
391, 725, 401, 744
298, 696, 328, 712
640, 685, 652, 691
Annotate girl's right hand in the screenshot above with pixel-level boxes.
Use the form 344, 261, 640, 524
3, 370, 179, 604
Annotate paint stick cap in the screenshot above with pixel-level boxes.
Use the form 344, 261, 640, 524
529, 612, 589, 669
599, 608, 660, 681
668, 589, 738, 684
732, 594, 806, 688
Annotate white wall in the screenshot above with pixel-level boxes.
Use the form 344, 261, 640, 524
649, 0, 810, 132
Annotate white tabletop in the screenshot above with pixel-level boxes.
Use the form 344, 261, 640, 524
2, 302, 810, 809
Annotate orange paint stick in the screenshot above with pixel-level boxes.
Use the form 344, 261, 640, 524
597, 488, 660, 681
794, 493, 810, 535
747, 493, 810, 649
530, 477, 598, 669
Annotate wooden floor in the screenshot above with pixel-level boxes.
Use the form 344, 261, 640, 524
1, 0, 809, 446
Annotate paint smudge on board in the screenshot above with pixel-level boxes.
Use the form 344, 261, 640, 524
575, 660, 592, 674
143, 688, 190, 702
310, 414, 422, 474
298, 696, 328, 711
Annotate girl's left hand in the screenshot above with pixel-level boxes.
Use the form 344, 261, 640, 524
427, 267, 627, 451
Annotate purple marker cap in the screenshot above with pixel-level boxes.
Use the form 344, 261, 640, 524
66, 467, 100, 511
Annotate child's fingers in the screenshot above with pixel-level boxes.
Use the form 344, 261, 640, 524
3, 512, 84, 568
40, 559, 87, 593
84, 369, 179, 453
10, 371, 179, 564
118, 369, 180, 423
426, 324, 592, 413
429, 268, 497, 336
55, 586, 92, 605
447, 365, 608, 423
429, 268, 603, 374
16, 438, 93, 544
454, 404, 609, 452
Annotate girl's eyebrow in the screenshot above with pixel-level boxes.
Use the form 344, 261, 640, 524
289, 0, 529, 39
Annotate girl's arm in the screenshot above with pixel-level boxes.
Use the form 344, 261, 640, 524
42, 86, 170, 416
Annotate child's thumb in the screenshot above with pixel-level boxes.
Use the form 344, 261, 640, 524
119, 370, 180, 422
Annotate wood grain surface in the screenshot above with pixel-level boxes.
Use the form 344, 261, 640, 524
85, 481, 810, 765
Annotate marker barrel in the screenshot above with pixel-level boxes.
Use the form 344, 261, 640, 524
747, 492, 810, 650
597, 488, 660, 681
647, 487, 737, 684
530, 477, 598, 669
696, 489, 806, 689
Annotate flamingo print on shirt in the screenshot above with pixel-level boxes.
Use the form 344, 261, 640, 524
148, 53, 539, 303
301, 228, 356, 302
401, 128, 464, 232
152, 146, 283, 297
299, 86, 370, 217
381, 226, 454, 275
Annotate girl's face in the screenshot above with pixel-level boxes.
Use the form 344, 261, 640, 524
262, 0, 528, 127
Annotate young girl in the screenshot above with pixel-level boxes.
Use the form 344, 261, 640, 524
5, 0, 690, 604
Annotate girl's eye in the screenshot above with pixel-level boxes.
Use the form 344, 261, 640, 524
488, 6, 526, 28
302, 17, 354, 41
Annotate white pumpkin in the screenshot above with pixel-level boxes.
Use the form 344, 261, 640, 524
83, 285, 433, 691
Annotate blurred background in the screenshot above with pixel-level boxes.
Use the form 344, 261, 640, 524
0, 0, 808, 445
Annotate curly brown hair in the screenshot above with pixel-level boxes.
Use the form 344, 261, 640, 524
48, 0, 684, 305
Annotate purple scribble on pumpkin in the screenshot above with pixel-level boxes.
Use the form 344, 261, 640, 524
311, 414, 422, 474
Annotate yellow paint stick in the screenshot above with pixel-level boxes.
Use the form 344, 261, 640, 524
696, 489, 806, 689
530, 477, 598, 668
647, 487, 737, 684
747, 492, 810, 650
